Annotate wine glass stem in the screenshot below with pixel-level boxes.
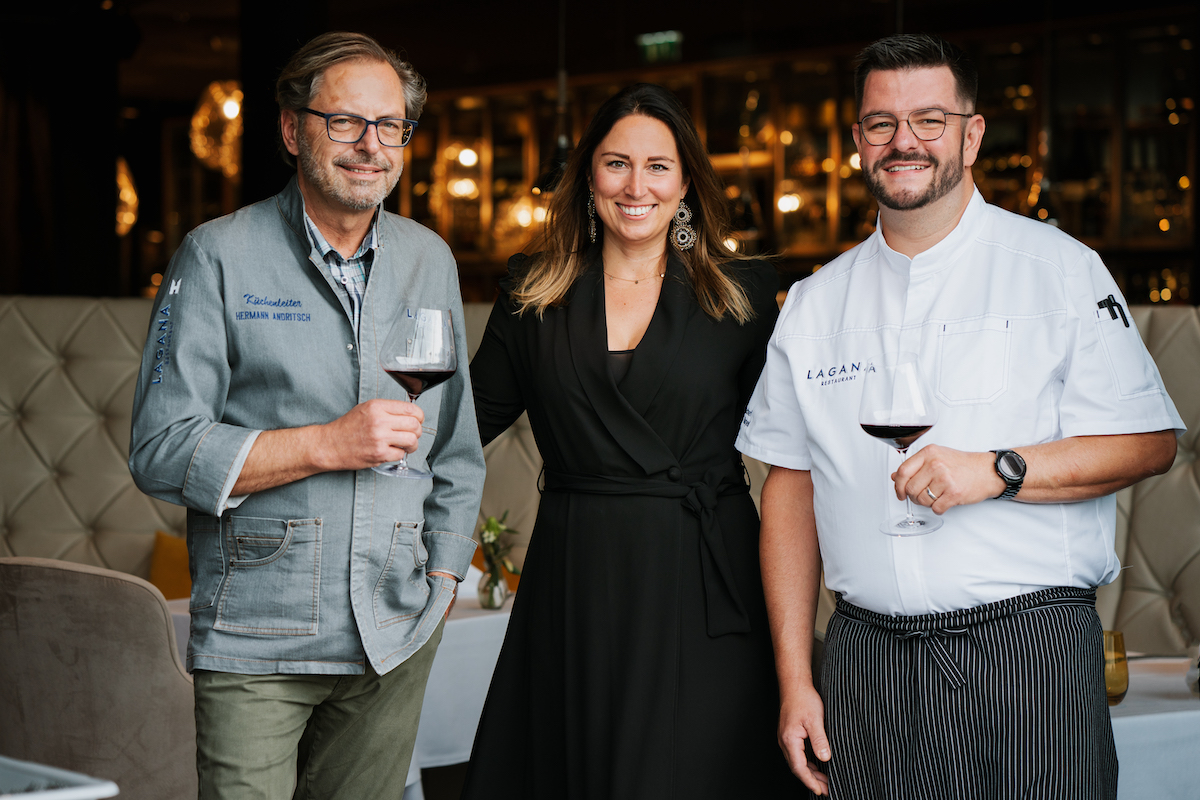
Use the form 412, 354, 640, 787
397, 391, 420, 470
897, 447, 917, 523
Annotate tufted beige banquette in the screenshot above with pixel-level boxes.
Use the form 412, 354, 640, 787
1, 296, 1197, 654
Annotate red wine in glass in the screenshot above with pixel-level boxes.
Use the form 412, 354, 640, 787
860, 424, 932, 451
858, 353, 942, 535
385, 369, 455, 398
374, 308, 456, 479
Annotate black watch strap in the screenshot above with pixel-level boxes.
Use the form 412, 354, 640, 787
992, 449, 1026, 499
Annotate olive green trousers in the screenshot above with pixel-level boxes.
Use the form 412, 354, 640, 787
193, 619, 444, 800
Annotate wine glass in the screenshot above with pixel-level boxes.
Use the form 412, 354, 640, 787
1103, 630, 1129, 706
859, 352, 942, 535
373, 307, 457, 479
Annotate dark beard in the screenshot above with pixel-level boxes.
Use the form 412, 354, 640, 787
863, 147, 964, 211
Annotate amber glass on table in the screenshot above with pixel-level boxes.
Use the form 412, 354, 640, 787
1103, 630, 1129, 707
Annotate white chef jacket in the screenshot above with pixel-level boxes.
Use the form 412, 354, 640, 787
736, 189, 1184, 616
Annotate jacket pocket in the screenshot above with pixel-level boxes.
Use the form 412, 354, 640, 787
1093, 311, 1159, 398
214, 516, 322, 636
188, 513, 223, 613
372, 520, 430, 629
936, 317, 1011, 405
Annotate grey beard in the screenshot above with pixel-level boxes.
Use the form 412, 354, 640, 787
296, 127, 401, 211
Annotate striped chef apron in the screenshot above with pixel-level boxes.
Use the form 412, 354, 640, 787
820, 586, 1117, 800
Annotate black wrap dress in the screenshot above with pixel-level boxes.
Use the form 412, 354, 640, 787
461, 252, 800, 799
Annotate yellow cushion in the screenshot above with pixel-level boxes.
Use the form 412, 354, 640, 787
148, 531, 191, 601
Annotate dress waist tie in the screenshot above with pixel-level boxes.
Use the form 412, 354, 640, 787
542, 461, 752, 637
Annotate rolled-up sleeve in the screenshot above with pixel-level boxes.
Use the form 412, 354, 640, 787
128, 233, 261, 516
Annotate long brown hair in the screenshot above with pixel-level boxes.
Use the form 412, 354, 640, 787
513, 83, 756, 324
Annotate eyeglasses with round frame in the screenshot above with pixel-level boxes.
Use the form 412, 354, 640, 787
857, 108, 976, 146
301, 107, 419, 148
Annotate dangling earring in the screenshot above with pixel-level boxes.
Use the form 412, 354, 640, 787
587, 191, 597, 243
672, 200, 697, 251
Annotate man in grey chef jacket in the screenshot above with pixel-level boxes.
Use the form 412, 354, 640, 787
129, 31, 484, 800
736, 33, 1183, 798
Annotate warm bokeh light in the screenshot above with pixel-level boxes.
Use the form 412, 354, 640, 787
190, 80, 243, 179
1150, 289, 1161, 302
116, 157, 138, 236
1159, 218, 1171, 231
723, 237, 739, 253
821, 158, 835, 172
448, 178, 479, 199
780, 131, 794, 145
777, 194, 802, 213
1037, 208, 1049, 220
458, 148, 479, 167
849, 153, 861, 170
1162, 288, 1173, 301
1180, 176, 1191, 190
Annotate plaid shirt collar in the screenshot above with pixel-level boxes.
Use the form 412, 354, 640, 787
302, 207, 381, 263
302, 205, 381, 334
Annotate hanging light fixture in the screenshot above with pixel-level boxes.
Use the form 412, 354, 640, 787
190, 80, 243, 180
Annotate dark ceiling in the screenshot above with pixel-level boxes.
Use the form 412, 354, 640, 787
109, 0, 1197, 104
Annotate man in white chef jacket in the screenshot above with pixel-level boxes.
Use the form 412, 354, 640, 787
736, 33, 1184, 799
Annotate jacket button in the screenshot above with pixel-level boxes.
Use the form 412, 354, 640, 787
667, 466, 682, 482
346, 343, 354, 351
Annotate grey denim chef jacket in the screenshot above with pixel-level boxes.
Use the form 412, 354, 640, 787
129, 178, 485, 677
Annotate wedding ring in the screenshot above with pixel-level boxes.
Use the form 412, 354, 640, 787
925, 488, 938, 502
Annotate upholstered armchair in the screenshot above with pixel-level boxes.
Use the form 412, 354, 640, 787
0, 557, 197, 800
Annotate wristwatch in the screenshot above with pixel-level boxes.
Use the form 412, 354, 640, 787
991, 449, 1026, 499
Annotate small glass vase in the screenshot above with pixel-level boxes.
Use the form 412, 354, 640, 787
477, 571, 509, 609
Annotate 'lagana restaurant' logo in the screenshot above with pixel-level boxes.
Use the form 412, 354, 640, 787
807, 361, 864, 386
150, 304, 172, 384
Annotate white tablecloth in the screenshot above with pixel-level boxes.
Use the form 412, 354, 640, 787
1110, 657, 1200, 799
167, 567, 512, 800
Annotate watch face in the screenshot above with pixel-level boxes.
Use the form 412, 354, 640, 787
998, 451, 1025, 480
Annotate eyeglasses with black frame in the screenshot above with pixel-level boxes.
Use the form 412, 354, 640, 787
857, 109, 975, 146
301, 108, 418, 148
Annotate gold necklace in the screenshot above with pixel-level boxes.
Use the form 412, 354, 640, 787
603, 270, 665, 285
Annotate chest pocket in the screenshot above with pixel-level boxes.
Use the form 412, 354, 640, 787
936, 317, 1011, 405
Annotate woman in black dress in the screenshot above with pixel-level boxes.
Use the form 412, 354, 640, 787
463, 84, 798, 798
